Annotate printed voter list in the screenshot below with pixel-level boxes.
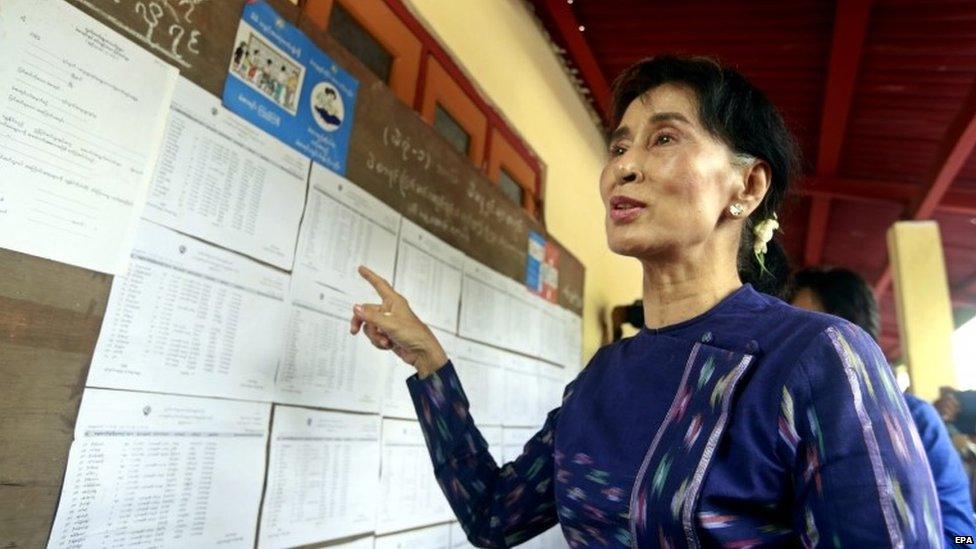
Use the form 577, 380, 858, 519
222, 0, 358, 175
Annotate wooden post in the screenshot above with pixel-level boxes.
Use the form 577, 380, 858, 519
888, 221, 957, 401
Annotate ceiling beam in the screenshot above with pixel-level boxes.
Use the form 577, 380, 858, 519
804, 0, 873, 267
533, 0, 612, 122
804, 197, 832, 265
800, 177, 976, 214
874, 79, 976, 296
801, 176, 915, 205
939, 188, 976, 215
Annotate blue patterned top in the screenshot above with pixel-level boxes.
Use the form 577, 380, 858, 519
407, 284, 949, 547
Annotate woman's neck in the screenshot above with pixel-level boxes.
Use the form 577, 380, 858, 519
640, 254, 743, 330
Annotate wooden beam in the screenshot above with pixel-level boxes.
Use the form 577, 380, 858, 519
875, 79, 976, 295
804, 197, 831, 265
816, 0, 873, 175
939, 188, 976, 215
533, 0, 612, 121
804, 0, 873, 266
801, 176, 915, 204
800, 176, 976, 214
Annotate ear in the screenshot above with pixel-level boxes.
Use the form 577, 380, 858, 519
732, 159, 771, 216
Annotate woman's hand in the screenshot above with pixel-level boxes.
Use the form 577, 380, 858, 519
349, 265, 448, 379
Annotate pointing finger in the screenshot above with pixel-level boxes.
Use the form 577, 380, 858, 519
358, 265, 397, 301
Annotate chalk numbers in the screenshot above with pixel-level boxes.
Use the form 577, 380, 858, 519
125, 0, 205, 67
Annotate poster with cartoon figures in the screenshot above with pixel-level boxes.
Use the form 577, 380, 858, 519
223, 0, 358, 174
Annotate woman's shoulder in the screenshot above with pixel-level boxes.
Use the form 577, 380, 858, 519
751, 292, 878, 359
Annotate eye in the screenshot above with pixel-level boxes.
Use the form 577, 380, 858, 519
608, 144, 627, 157
654, 133, 676, 146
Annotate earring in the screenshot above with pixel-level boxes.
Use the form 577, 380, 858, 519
729, 203, 744, 217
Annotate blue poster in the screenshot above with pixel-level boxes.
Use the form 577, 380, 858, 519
223, 1, 358, 174
525, 231, 545, 293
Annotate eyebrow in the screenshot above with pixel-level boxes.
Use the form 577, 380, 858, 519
608, 111, 694, 142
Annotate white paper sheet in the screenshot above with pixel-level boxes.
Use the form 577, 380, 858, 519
276, 286, 388, 413
536, 361, 566, 420
381, 329, 458, 420
376, 418, 454, 534
144, 77, 310, 269
501, 278, 540, 356
481, 425, 504, 466
0, 0, 177, 274
451, 519, 565, 548
450, 519, 564, 548
322, 537, 375, 549
452, 338, 507, 426
458, 258, 511, 349
393, 219, 463, 333
522, 527, 569, 549
375, 524, 451, 549
563, 309, 583, 371
538, 302, 566, 367
258, 406, 381, 548
501, 426, 540, 463
502, 354, 542, 428
87, 220, 288, 401
291, 165, 400, 306
48, 389, 270, 549
450, 522, 473, 548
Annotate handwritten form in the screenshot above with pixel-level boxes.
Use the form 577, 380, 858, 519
48, 389, 270, 549
259, 406, 381, 548
87, 220, 288, 401
377, 418, 454, 534
144, 77, 310, 270
393, 219, 464, 333
292, 164, 401, 306
0, 0, 177, 273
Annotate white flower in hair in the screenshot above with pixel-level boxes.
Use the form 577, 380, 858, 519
752, 214, 779, 256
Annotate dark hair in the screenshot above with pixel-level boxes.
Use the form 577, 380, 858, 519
791, 267, 880, 341
609, 55, 801, 295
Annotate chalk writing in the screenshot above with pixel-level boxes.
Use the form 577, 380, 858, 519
74, 0, 207, 69
383, 124, 432, 171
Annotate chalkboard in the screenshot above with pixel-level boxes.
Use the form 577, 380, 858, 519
0, 1, 585, 546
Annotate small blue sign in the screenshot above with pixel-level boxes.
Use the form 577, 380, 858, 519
223, 1, 358, 174
525, 231, 545, 293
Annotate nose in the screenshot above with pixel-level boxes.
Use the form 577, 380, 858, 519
614, 161, 643, 185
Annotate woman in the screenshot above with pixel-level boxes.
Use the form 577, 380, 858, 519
791, 266, 976, 546
351, 56, 940, 547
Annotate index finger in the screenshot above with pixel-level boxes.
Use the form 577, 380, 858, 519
358, 265, 396, 300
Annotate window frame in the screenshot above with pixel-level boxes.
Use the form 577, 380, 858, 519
419, 56, 487, 168
303, 0, 422, 106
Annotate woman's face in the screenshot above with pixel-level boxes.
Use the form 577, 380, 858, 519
599, 84, 745, 260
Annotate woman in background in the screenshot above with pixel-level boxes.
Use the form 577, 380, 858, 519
351, 56, 940, 547
792, 266, 976, 546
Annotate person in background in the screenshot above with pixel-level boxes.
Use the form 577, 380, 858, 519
609, 299, 644, 342
791, 265, 976, 545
